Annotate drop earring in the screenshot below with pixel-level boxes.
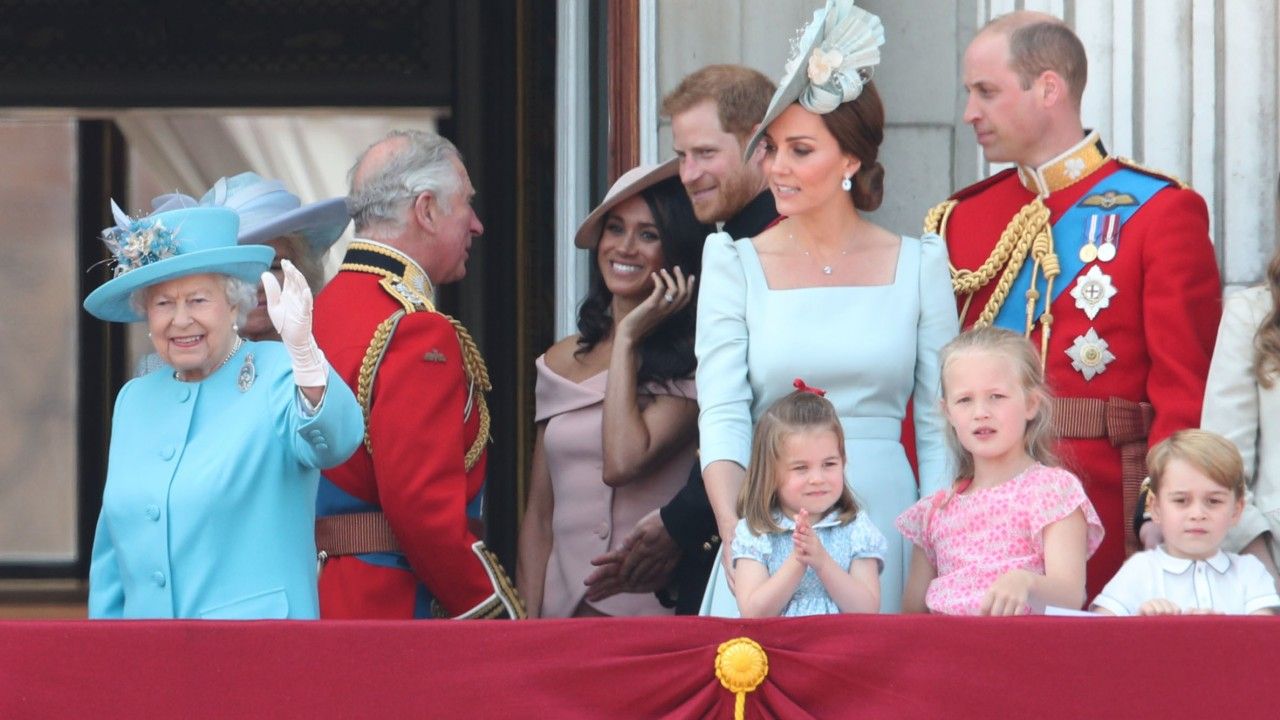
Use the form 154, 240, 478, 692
232, 323, 239, 336
841, 175, 853, 192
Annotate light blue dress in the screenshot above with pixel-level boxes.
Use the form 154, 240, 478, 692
732, 510, 887, 616
88, 340, 363, 619
696, 232, 958, 614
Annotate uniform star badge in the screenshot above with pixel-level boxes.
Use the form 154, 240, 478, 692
1069, 266, 1118, 320
1066, 328, 1115, 381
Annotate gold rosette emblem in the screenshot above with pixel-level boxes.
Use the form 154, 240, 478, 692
715, 637, 768, 720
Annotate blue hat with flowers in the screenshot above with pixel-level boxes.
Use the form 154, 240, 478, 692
83, 203, 273, 323
743, 0, 885, 160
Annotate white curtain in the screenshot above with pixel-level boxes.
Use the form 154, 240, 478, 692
113, 109, 445, 275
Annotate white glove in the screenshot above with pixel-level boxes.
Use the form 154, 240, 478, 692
261, 259, 329, 388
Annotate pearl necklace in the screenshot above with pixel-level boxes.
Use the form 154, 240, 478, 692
174, 336, 244, 382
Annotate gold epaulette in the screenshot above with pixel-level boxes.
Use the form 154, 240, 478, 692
1116, 157, 1190, 190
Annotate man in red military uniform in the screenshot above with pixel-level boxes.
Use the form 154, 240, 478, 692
926, 13, 1221, 599
312, 130, 523, 619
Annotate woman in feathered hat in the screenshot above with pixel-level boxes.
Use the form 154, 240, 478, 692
151, 172, 351, 342
696, 0, 959, 615
83, 202, 363, 619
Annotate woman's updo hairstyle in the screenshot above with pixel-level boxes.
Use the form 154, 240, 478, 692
820, 80, 885, 212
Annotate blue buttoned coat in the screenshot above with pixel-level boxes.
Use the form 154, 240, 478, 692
88, 340, 363, 619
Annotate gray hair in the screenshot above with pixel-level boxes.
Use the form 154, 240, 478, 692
347, 129, 462, 235
130, 274, 258, 328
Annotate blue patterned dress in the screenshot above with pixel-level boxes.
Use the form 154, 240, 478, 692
732, 510, 887, 616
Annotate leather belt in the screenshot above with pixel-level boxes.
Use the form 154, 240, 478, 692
315, 512, 487, 558
1053, 396, 1153, 554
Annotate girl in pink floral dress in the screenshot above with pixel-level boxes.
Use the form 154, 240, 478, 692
896, 328, 1104, 615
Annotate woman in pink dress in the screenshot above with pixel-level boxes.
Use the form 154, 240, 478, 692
517, 161, 713, 617
896, 327, 1104, 615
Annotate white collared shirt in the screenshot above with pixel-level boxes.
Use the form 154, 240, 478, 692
1092, 546, 1280, 615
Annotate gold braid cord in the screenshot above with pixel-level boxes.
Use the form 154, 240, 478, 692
355, 310, 491, 472
443, 313, 493, 473
922, 199, 958, 237
935, 197, 1059, 369
356, 311, 405, 455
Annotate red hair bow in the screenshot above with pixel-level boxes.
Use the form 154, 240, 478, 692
793, 378, 826, 397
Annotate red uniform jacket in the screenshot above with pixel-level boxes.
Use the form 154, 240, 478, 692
312, 240, 521, 619
934, 142, 1221, 598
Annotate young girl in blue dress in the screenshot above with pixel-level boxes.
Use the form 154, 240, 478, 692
732, 381, 887, 617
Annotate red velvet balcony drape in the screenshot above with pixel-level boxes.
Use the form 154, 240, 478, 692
2, 615, 1276, 719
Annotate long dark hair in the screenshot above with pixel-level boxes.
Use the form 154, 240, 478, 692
575, 175, 712, 385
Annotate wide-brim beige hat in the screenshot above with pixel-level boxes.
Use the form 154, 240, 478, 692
574, 158, 679, 249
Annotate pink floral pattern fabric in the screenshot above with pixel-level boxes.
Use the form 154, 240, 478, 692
895, 464, 1104, 615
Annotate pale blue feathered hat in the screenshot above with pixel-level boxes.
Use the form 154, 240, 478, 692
744, 0, 886, 159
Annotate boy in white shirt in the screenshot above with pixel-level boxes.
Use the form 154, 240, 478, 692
1092, 430, 1280, 616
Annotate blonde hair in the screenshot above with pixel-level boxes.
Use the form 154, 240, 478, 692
1147, 430, 1246, 498
939, 327, 1057, 481
738, 390, 859, 535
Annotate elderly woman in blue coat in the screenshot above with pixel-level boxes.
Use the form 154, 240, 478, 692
84, 202, 363, 619
153, 171, 350, 342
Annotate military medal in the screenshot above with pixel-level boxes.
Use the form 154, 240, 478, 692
1069, 266, 1117, 320
238, 353, 256, 392
1065, 328, 1115, 381
1079, 214, 1099, 263
1097, 214, 1119, 262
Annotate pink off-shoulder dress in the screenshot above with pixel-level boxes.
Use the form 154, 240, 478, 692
535, 356, 697, 617
896, 463, 1104, 615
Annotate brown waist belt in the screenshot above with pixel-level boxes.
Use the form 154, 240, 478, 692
316, 512, 486, 558
1053, 396, 1153, 554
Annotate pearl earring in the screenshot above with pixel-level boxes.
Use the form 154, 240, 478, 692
232, 323, 239, 335
841, 175, 853, 192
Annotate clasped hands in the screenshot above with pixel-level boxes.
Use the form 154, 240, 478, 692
790, 508, 835, 571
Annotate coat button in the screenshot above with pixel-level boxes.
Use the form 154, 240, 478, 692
316, 443, 328, 451
309, 429, 322, 440
145, 504, 160, 521
595, 522, 610, 539
160, 446, 175, 461
702, 542, 713, 552
152, 571, 166, 587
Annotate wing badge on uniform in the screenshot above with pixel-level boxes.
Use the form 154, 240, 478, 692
1081, 190, 1137, 210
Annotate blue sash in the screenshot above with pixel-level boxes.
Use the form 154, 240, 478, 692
991, 168, 1170, 332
